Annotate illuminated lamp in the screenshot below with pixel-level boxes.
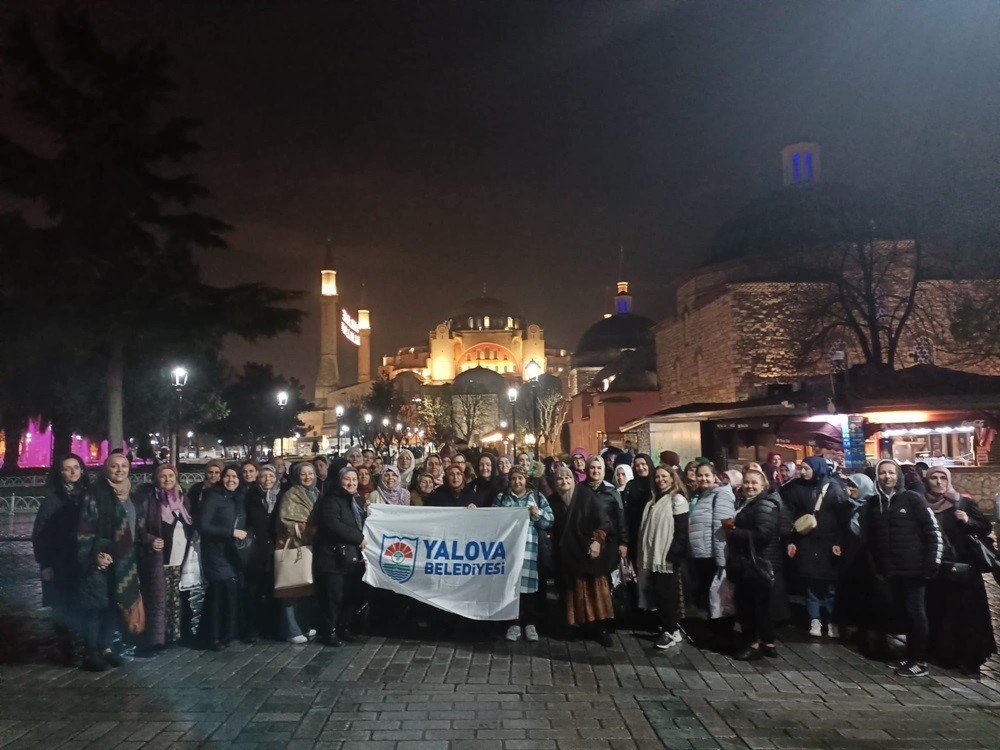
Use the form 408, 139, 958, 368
863, 410, 931, 424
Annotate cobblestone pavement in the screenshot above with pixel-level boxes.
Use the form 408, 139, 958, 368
3, 528, 1000, 749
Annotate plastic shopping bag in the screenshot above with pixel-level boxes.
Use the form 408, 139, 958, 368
708, 569, 735, 619
179, 540, 203, 591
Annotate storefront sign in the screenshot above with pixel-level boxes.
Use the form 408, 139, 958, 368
714, 419, 773, 431
842, 414, 867, 471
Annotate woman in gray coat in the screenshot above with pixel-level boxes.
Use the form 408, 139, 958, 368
685, 462, 736, 640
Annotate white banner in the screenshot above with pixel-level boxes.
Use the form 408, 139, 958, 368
362, 505, 528, 621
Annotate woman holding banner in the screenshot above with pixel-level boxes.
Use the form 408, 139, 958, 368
494, 466, 554, 642
550, 465, 616, 647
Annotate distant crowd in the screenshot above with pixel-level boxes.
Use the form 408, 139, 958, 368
32, 443, 996, 677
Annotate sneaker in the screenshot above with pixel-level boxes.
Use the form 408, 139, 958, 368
287, 635, 308, 645
102, 650, 126, 668
655, 633, 677, 650
733, 645, 763, 661
761, 644, 778, 658
505, 625, 522, 642
524, 625, 539, 642
895, 661, 929, 678
306, 629, 317, 639
669, 629, 684, 644
322, 632, 343, 648
808, 619, 822, 637
827, 624, 839, 639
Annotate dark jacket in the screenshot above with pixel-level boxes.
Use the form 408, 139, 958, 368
587, 480, 628, 546
727, 492, 784, 581
198, 485, 246, 582
551, 484, 617, 578
864, 461, 943, 580
425, 484, 478, 508
313, 485, 365, 574
33, 481, 88, 607
244, 484, 277, 571
782, 476, 850, 581
622, 475, 653, 563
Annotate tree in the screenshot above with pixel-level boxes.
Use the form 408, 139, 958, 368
0, 13, 303, 470
452, 393, 494, 445
202, 362, 313, 457
415, 393, 455, 443
532, 375, 568, 456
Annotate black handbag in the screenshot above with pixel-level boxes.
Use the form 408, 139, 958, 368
964, 535, 1000, 583
234, 529, 255, 569
748, 543, 775, 588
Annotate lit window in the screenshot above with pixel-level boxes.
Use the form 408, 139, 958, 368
805, 151, 813, 180
792, 152, 801, 182
483, 315, 490, 328
507, 317, 513, 329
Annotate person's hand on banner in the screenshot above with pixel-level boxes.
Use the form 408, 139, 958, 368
467, 503, 477, 509
360, 538, 366, 550
529, 504, 541, 518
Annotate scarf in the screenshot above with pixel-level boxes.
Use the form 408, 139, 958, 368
396, 449, 416, 488
803, 455, 829, 484
77, 480, 140, 610
109, 476, 132, 500
372, 466, 411, 505
158, 486, 191, 526
570, 448, 589, 483
925, 466, 960, 512
637, 490, 678, 574
615, 464, 634, 490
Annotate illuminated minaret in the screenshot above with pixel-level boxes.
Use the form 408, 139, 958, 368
357, 282, 372, 383
614, 245, 633, 314
315, 241, 341, 402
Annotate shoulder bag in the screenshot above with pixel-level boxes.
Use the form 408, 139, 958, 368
274, 537, 314, 593
792, 482, 829, 535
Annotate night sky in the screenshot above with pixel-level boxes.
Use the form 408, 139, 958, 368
3, 1, 999, 388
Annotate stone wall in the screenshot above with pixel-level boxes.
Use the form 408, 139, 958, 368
950, 467, 1000, 519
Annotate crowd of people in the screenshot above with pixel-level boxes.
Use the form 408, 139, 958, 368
31, 443, 997, 678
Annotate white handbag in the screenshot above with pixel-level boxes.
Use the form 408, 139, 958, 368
274, 538, 314, 592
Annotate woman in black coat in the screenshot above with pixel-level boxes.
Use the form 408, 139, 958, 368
725, 468, 787, 660
313, 465, 366, 646
32, 453, 90, 663
197, 465, 248, 650
782, 456, 848, 638
924, 467, 996, 673
621, 453, 655, 568
242, 464, 280, 640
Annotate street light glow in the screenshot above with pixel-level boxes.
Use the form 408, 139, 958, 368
171, 365, 189, 388
507, 386, 518, 403
276, 391, 289, 407
364, 413, 373, 424
335, 404, 344, 417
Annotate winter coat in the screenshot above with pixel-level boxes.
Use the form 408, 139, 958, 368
587, 480, 628, 546
198, 485, 246, 582
727, 492, 784, 580
864, 461, 942, 580
425, 484, 479, 508
244, 484, 276, 571
33, 482, 87, 608
550, 484, 617, 578
687, 482, 736, 567
636, 492, 689, 573
622, 477, 654, 564
782, 477, 850, 581
312, 485, 365, 574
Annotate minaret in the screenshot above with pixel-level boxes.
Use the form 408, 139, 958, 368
315, 240, 341, 403
357, 282, 371, 383
614, 245, 633, 314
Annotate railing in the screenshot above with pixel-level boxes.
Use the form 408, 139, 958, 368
0, 471, 204, 490
0, 494, 44, 514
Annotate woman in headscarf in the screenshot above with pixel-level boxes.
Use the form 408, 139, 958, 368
368, 464, 411, 506
586, 455, 628, 561
778, 461, 797, 486
622, 454, 654, 568
76, 453, 141, 671
313, 465, 367, 646
637, 467, 689, 650
396, 448, 417, 491
243, 464, 279, 641
275, 461, 320, 643
33, 453, 90, 665
924, 466, 996, 673
569, 448, 589, 484
613, 463, 633, 493
494, 466, 554, 642
471, 454, 502, 508
134, 463, 195, 653
549, 465, 616, 646
724, 470, 743, 494
198, 465, 247, 650
724, 467, 786, 660
424, 453, 445, 487
187, 458, 224, 520
356, 465, 376, 500
497, 455, 513, 489
410, 472, 435, 507
782, 456, 849, 639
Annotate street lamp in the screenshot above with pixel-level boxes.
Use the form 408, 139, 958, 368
277, 391, 289, 456
334, 404, 344, 454
170, 366, 188, 467
507, 386, 519, 456
364, 412, 373, 448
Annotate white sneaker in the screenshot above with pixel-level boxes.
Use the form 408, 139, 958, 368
827, 624, 839, 639
669, 629, 683, 643
505, 625, 522, 642
524, 625, 539, 642
287, 635, 308, 644
306, 629, 317, 639
808, 619, 822, 637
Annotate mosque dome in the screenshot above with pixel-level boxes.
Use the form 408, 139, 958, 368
447, 296, 522, 332
453, 366, 507, 395
573, 313, 656, 369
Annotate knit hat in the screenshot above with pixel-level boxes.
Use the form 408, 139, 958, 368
155, 463, 178, 481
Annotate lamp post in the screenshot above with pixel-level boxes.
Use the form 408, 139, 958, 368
334, 404, 344, 455
507, 386, 519, 457
364, 412, 373, 449
170, 366, 188, 467
277, 390, 289, 457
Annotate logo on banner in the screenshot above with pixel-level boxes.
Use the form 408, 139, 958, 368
380, 535, 419, 583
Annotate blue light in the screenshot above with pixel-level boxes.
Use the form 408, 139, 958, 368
792, 152, 801, 182
615, 298, 629, 314
805, 151, 813, 180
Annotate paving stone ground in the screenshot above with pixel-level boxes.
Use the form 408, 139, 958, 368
3, 523, 1000, 749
